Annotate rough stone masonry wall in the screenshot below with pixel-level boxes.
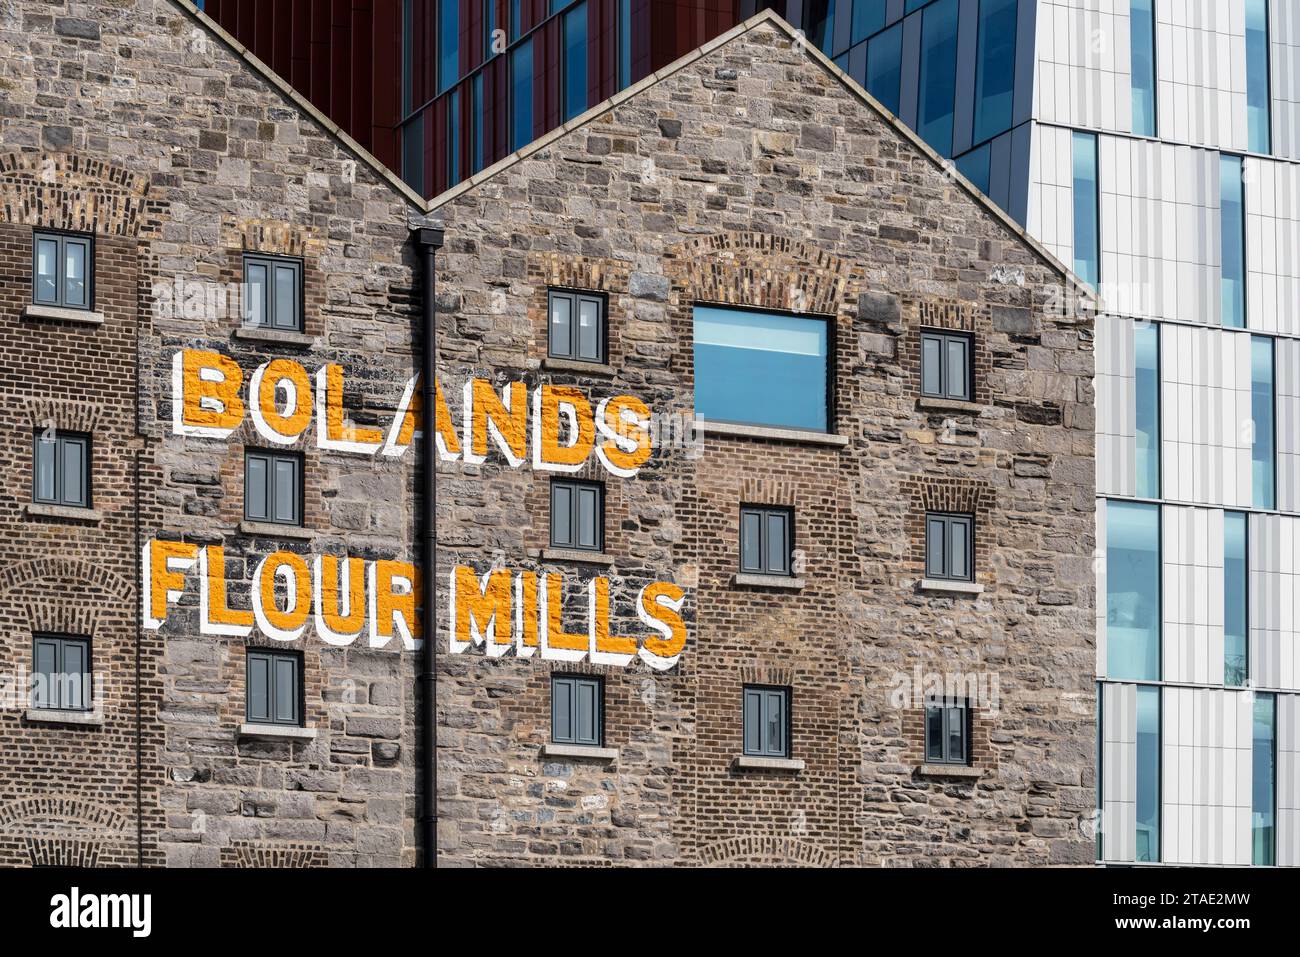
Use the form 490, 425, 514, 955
433, 21, 1096, 866
0, 0, 424, 866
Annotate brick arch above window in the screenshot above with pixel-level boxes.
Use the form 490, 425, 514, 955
530, 252, 632, 295
903, 476, 996, 583
0, 558, 135, 605
0, 152, 165, 239
902, 297, 995, 406
221, 840, 328, 868
220, 216, 327, 259
21, 600, 103, 640
0, 796, 129, 834
667, 231, 858, 316
698, 835, 839, 868
18, 398, 104, 435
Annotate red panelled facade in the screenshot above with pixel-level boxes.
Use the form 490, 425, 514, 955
206, 0, 802, 198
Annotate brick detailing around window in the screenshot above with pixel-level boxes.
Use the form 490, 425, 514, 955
528, 253, 632, 369
221, 841, 328, 867
902, 476, 994, 582
901, 707, 998, 772
901, 298, 994, 406
0, 797, 130, 868
697, 835, 838, 867
217, 217, 328, 339
0, 152, 164, 239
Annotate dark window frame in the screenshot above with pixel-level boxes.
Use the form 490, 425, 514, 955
924, 698, 971, 766
920, 329, 974, 401
242, 253, 304, 332
245, 647, 305, 728
32, 229, 94, 310
550, 673, 604, 747
739, 505, 794, 576
547, 287, 608, 363
742, 684, 792, 758
32, 430, 92, 509
925, 511, 975, 582
32, 633, 92, 712
244, 448, 305, 527
549, 478, 604, 552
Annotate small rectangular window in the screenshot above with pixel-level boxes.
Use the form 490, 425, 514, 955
32, 231, 93, 310
551, 674, 602, 746
245, 449, 303, 526
243, 254, 303, 332
246, 648, 303, 727
550, 479, 603, 551
925, 512, 974, 582
924, 699, 969, 765
743, 685, 790, 758
920, 330, 973, 401
739, 506, 792, 576
548, 289, 606, 362
32, 635, 91, 712
33, 431, 90, 509
1072, 131, 1100, 287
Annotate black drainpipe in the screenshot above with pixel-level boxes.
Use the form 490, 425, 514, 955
416, 226, 444, 867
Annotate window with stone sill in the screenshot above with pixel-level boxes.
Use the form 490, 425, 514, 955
246, 648, 303, 728
743, 685, 790, 759
924, 699, 970, 766
33, 230, 93, 310
33, 430, 91, 509
32, 634, 91, 712
920, 330, 973, 402
740, 505, 793, 576
925, 511, 974, 582
551, 674, 602, 747
243, 253, 303, 332
548, 289, 607, 363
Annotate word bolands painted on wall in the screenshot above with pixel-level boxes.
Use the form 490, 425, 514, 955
142, 348, 689, 670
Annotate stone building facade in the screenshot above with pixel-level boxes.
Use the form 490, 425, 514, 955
0, 1, 1096, 867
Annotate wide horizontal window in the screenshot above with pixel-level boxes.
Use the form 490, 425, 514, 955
693, 306, 830, 432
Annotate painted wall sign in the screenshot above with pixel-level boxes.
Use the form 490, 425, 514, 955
171, 348, 655, 477
155, 349, 690, 668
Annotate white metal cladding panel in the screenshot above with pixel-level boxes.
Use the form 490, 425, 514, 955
1161, 325, 1254, 507
1035, 0, 1133, 134
1279, 694, 1300, 867
1162, 505, 1226, 684
1097, 503, 1109, 678
1101, 682, 1137, 863
1097, 314, 1137, 497
1245, 157, 1300, 338
1249, 513, 1300, 691
1155, 0, 1249, 152
1271, 0, 1300, 161
1280, 338, 1300, 512
1027, 124, 1077, 269
1098, 137, 1219, 325
1162, 686, 1253, 865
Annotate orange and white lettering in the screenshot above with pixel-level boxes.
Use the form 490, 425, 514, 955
463, 379, 527, 467
636, 581, 687, 670
448, 565, 510, 654
368, 559, 421, 650
594, 394, 653, 478
590, 577, 637, 667
252, 551, 311, 642
514, 571, 539, 658
199, 545, 253, 637
172, 349, 245, 438
249, 358, 313, 445
532, 385, 595, 472
315, 363, 384, 454
540, 573, 590, 662
143, 539, 199, 629
313, 555, 366, 646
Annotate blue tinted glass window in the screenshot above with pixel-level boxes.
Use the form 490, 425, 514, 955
619, 0, 632, 88
1224, 511, 1248, 687
1252, 336, 1275, 509
694, 306, 829, 432
437, 0, 459, 95
1072, 131, 1100, 287
447, 89, 460, 186
510, 0, 521, 39
511, 40, 533, 152
484, 1, 496, 59
1135, 685, 1160, 863
1221, 155, 1246, 328
918, 0, 959, 157
472, 74, 484, 174
906, 0, 930, 10
1130, 0, 1156, 136
1253, 693, 1275, 865
808, 0, 838, 55
402, 114, 424, 195
1134, 322, 1160, 499
563, 3, 588, 122
852, 0, 886, 44
1106, 501, 1160, 681
956, 144, 991, 194
973, 0, 1018, 144
867, 24, 902, 115
1246, 0, 1271, 154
